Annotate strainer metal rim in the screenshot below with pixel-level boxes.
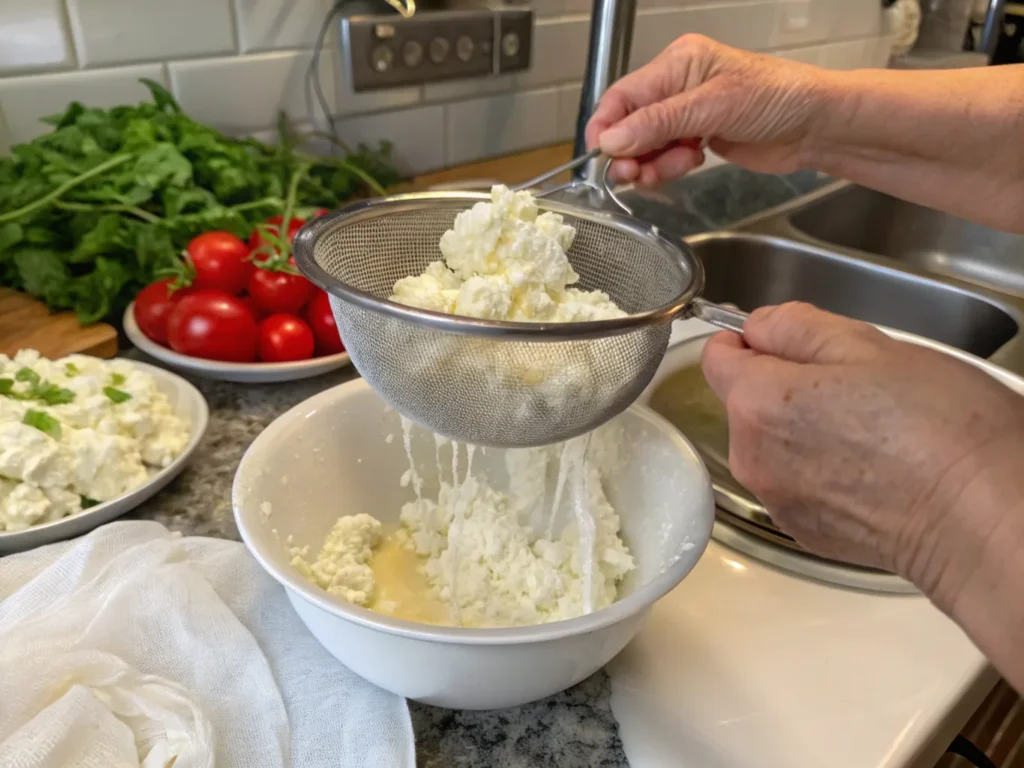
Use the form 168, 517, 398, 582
292, 191, 705, 341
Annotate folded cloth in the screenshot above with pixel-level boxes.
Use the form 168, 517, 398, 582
0, 521, 414, 768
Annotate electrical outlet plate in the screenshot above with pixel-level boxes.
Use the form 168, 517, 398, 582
341, 8, 533, 91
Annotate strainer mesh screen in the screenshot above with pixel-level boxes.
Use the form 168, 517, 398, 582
309, 201, 691, 447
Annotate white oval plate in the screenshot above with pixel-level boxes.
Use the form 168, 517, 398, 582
0, 361, 209, 555
124, 303, 351, 384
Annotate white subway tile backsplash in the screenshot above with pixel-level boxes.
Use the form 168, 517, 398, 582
772, 0, 833, 48
335, 104, 446, 174
562, 0, 594, 13
0, 0, 894, 167
246, 123, 337, 156
65, 0, 236, 68
447, 88, 560, 166
171, 51, 332, 132
423, 74, 514, 103
234, 0, 333, 53
631, 3, 779, 68
0, 64, 168, 144
774, 45, 824, 65
829, 0, 884, 40
819, 38, 873, 70
557, 83, 582, 142
0, 0, 75, 76
515, 16, 591, 89
872, 36, 894, 67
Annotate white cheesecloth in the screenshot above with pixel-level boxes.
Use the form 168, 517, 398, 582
0, 521, 415, 768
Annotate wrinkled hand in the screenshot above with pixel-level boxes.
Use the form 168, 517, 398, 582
700, 303, 1024, 607
586, 35, 831, 186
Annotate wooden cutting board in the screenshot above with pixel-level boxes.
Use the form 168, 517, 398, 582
0, 288, 118, 359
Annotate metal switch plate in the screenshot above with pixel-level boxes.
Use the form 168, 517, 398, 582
342, 8, 533, 92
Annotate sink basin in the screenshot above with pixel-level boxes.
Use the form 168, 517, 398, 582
689, 232, 1019, 359
788, 185, 1024, 297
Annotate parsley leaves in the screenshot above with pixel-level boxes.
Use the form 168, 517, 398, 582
0, 79, 399, 324
103, 386, 131, 404
23, 410, 62, 440
2, 368, 75, 405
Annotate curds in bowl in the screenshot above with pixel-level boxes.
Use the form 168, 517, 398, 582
233, 378, 714, 709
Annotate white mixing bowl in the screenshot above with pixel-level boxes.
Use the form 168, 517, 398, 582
233, 377, 715, 709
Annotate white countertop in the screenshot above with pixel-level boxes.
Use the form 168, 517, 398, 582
609, 539, 994, 768
609, 320, 998, 768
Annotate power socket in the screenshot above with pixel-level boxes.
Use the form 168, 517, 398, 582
341, 8, 533, 92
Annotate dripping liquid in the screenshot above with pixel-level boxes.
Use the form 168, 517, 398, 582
395, 421, 599, 622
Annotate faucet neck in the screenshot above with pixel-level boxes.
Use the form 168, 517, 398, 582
573, 0, 637, 181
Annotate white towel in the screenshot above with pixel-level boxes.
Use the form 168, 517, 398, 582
0, 521, 415, 768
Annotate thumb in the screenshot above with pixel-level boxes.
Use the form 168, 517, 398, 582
742, 303, 887, 364
598, 82, 724, 157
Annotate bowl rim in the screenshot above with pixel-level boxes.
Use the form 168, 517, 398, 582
233, 377, 715, 646
0, 359, 209, 543
124, 302, 351, 374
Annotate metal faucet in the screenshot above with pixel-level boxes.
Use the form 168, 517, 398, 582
572, 0, 637, 181
978, 0, 1008, 61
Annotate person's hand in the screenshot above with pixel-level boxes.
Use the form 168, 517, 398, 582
700, 302, 1024, 609
586, 35, 834, 186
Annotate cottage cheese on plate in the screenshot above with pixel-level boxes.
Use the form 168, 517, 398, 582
0, 350, 191, 532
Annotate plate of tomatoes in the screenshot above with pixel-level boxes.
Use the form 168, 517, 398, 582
124, 218, 351, 383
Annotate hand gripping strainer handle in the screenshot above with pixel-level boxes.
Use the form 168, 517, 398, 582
516, 149, 749, 335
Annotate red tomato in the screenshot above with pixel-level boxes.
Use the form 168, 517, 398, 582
133, 278, 191, 345
248, 216, 305, 253
239, 295, 267, 323
304, 290, 345, 356
259, 314, 315, 363
248, 261, 313, 315
311, 208, 329, 218
187, 232, 253, 295
167, 290, 258, 363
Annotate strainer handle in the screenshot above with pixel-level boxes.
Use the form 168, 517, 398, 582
514, 148, 602, 193
689, 298, 749, 334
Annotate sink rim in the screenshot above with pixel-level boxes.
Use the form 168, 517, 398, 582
715, 181, 1024, 373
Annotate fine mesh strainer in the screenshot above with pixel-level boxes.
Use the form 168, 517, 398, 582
292, 151, 748, 448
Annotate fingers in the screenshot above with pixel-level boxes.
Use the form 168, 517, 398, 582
742, 303, 886, 364
586, 49, 694, 147
640, 144, 705, 186
598, 88, 717, 158
606, 144, 706, 185
607, 157, 641, 184
700, 331, 755, 402
586, 34, 720, 152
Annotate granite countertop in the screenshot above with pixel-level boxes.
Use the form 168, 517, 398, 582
131, 163, 830, 767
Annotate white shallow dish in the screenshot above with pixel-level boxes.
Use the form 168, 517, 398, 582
124, 303, 351, 383
0, 360, 209, 555
233, 377, 716, 710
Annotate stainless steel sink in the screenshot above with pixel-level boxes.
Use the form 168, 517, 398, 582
698, 180, 1024, 374
786, 185, 1024, 297
689, 232, 1019, 360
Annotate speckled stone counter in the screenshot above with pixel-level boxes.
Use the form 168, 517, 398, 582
131, 163, 831, 767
